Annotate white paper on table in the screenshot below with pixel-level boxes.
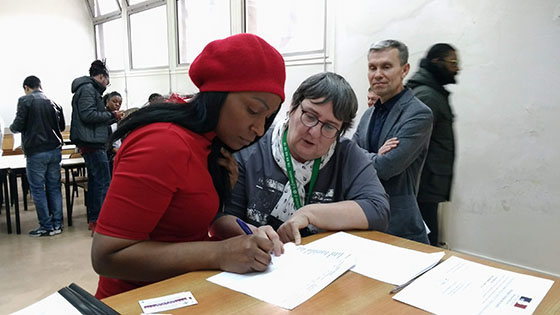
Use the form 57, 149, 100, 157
12, 133, 22, 150
207, 242, 355, 310
393, 256, 554, 315
306, 231, 444, 285
11, 292, 82, 315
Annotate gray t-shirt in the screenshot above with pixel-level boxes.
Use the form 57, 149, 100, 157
224, 129, 390, 234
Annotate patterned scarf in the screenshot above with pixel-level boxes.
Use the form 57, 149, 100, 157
270, 118, 336, 224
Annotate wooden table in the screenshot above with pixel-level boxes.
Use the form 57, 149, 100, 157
0, 155, 86, 233
102, 231, 560, 314
0, 155, 27, 234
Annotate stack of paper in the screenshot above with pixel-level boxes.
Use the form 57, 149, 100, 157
306, 232, 444, 285
393, 256, 554, 315
207, 242, 355, 310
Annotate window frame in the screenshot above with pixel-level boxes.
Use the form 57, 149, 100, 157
126, 0, 169, 70
243, 0, 329, 65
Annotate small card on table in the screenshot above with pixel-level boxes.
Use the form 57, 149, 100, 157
139, 291, 198, 314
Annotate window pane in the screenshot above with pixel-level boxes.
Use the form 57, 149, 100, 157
246, 0, 325, 55
129, 5, 169, 68
94, 0, 119, 17
126, 0, 146, 5
177, 0, 231, 64
95, 19, 125, 71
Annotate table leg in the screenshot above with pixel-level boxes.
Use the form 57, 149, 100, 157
2, 173, 11, 234
64, 167, 73, 227
9, 171, 21, 234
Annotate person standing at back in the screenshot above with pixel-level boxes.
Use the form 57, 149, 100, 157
10, 75, 65, 236
70, 60, 124, 233
407, 43, 460, 246
367, 87, 379, 108
353, 40, 433, 244
148, 93, 165, 105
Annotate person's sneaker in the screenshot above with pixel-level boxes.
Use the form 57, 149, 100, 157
53, 226, 63, 235
28, 227, 54, 237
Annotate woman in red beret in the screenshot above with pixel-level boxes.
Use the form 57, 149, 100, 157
91, 33, 286, 299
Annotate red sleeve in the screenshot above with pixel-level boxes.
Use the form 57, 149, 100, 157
96, 124, 192, 239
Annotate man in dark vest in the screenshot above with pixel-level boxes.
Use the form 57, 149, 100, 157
407, 43, 460, 246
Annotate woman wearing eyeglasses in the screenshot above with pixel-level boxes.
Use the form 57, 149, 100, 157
211, 72, 390, 248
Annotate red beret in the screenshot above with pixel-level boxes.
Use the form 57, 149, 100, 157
189, 33, 286, 102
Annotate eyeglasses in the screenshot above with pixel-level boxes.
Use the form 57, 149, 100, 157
300, 107, 340, 139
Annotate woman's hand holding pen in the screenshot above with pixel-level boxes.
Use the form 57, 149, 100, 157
252, 225, 284, 256
236, 218, 284, 257
217, 235, 275, 273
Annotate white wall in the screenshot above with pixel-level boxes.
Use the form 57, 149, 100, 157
334, 0, 560, 276
0, 0, 94, 128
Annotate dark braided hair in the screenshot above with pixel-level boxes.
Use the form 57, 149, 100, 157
109, 91, 277, 211
89, 60, 109, 77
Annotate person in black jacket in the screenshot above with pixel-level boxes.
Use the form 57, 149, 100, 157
10, 75, 66, 237
70, 60, 124, 233
407, 43, 460, 246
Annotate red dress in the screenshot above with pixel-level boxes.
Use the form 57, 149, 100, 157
94, 122, 219, 298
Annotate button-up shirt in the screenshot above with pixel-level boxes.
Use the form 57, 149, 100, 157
368, 89, 406, 152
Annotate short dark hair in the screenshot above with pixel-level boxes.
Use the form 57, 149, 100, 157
23, 75, 41, 90
89, 60, 109, 78
426, 43, 456, 60
148, 93, 163, 103
103, 91, 122, 105
290, 72, 358, 136
369, 39, 409, 65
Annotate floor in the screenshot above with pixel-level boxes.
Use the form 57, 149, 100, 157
0, 183, 99, 314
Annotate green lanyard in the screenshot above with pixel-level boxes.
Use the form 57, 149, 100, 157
282, 129, 321, 209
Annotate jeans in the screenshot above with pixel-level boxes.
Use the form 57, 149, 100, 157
82, 149, 111, 223
26, 149, 63, 230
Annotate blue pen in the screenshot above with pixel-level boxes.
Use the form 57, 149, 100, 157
236, 218, 253, 235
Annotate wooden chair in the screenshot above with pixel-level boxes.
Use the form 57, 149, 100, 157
61, 152, 88, 214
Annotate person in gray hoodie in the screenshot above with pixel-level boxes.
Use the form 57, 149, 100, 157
70, 60, 123, 233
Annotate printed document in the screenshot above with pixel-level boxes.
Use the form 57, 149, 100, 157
207, 242, 355, 310
11, 292, 82, 315
393, 256, 554, 315
306, 232, 444, 285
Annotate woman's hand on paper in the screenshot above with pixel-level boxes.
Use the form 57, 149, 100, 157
277, 212, 310, 245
